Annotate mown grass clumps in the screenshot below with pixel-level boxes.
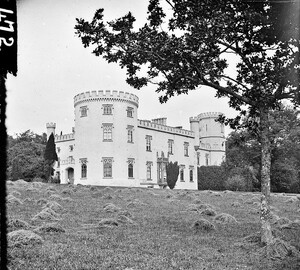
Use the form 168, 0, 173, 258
103, 203, 120, 213
98, 218, 119, 228
8, 229, 43, 247
200, 208, 217, 216
192, 219, 215, 232
231, 201, 242, 207
33, 223, 66, 233
31, 207, 61, 223
214, 213, 237, 224
8, 219, 32, 231
7, 194, 23, 205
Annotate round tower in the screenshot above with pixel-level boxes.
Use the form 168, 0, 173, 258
73, 90, 139, 186
46, 122, 56, 139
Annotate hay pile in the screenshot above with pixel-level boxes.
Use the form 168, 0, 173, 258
231, 201, 242, 207
98, 218, 119, 228
7, 194, 23, 205
200, 208, 217, 216
285, 197, 298, 203
8, 229, 43, 247
8, 219, 32, 231
31, 207, 61, 222
43, 201, 63, 212
36, 198, 48, 206
34, 223, 66, 233
103, 186, 114, 192
192, 219, 215, 232
214, 213, 237, 224
9, 190, 21, 197
103, 194, 114, 200
103, 203, 120, 213
61, 188, 73, 195
116, 214, 136, 225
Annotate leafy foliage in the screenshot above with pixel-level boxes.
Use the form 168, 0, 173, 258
7, 131, 49, 182
166, 161, 179, 189
197, 166, 226, 191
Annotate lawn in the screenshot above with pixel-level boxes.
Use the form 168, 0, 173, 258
6, 180, 300, 270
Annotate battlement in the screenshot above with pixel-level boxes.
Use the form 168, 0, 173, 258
138, 120, 194, 138
55, 133, 75, 142
197, 112, 223, 120
46, 122, 56, 128
74, 90, 139, 107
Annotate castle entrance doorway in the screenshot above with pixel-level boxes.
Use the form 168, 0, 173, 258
157, 151, 168, 188
66, 167, 74, 184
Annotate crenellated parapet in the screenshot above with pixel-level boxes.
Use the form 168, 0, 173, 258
55, 133, 75, 142
46, 122, 56, 128
197, 112, 223, 120
73, 90, 139, 107
138, 120, 195, 138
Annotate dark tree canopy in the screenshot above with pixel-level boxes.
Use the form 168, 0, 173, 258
166, 161, 179, 189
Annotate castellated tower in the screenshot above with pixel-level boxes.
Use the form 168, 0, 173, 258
190, 112, 225, 166
73, 90, 139, 186
46, 122, 56, 139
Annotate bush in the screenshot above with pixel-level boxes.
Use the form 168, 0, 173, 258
166, 161, 179, 189
224, 175, 248, 191
197, 166, 226, 191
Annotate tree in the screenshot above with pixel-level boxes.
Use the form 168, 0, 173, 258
166, 161, 179, 189
44, 133, 58, 182
75, 0, 300, 245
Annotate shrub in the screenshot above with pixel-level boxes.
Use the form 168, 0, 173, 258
197, 166, 226, 191
166, 161, 179, 189
224, 175, 248, 191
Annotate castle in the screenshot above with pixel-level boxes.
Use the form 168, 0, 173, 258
47, 90, 225, 190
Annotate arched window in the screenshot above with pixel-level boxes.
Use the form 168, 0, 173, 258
104, 163, 112, 178
81, 163, 87, 178
128, 164, 133, 178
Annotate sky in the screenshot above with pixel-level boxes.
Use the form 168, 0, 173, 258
6, 0, 238, 137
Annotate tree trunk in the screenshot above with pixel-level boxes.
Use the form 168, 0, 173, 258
260, 109, 273, 245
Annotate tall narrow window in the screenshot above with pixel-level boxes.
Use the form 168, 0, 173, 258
102, 124, 113, 141
168, 139, 174, 154
127, 125, 134, 143
197, 152, 200, 166
179, 165, 185, 182
184, 142, 189, 157
81, 164, 87, 178
146, 135, 152, 151
127, 107, 133, 118
103, 104, 113, 115
80, 106, 88, 117
128, 164, 133, 178
127, 158, 135, 178
205, 153, 209, 166
189, 166, 194, 182
102, 157, 113, 178
146, 161, 153, 180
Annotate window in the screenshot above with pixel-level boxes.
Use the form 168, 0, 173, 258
146, 135, 152, 151
127, 107, 133, 118
80, 158, 88, 179
102, 124, 113, 141
127, 158, 135, 178
80, 106, 88, 117
205, 153, 209, 166
81, 164, 87, 178
168, 139, 174, 154
197, 152, 200, 166
103, 104, 113, 115
102, 157, 113, 178
128, 164, 133, 178
180, 169, 184, 182
189, 166, 194, 182
146, 161, 153, 180
57, 147, 60, 153
184, 142, 189, 157
69, 145, 73, 152
127, 125, 134, 143
57, 158, 60, 168
221, 123, 224, 133
104, 163, 112, 178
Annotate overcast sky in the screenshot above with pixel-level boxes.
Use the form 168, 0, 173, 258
6, 0, 237, 136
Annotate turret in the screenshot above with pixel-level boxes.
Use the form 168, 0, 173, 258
46, 122, 56, 139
